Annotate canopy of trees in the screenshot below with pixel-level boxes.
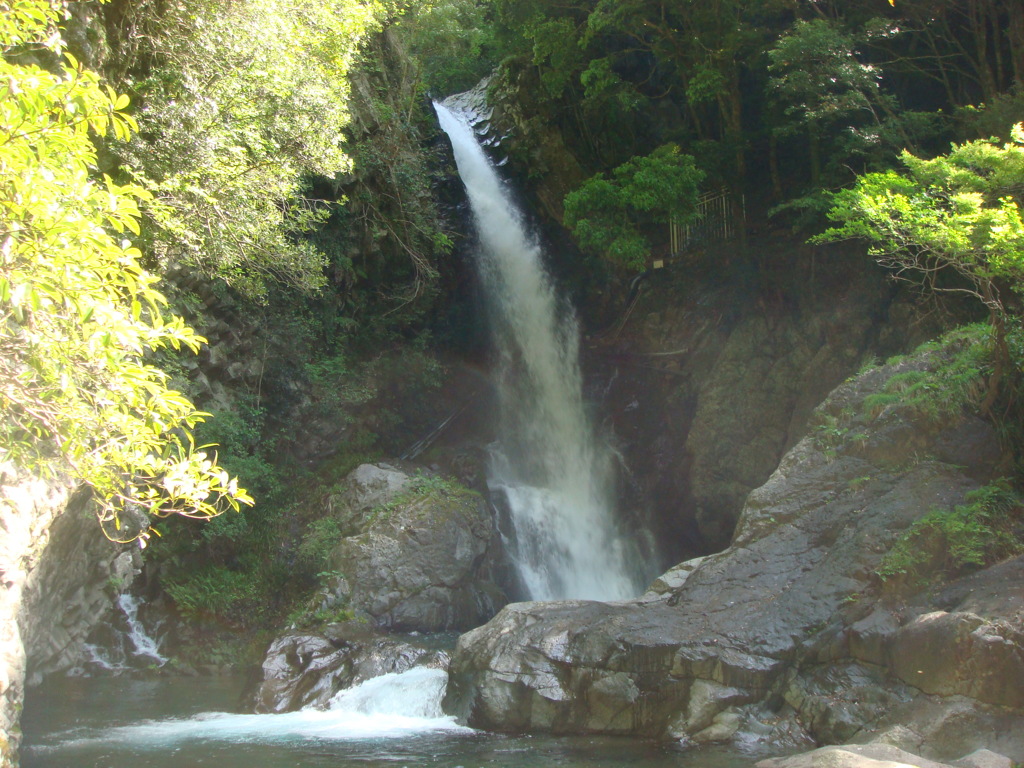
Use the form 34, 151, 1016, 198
0, 0, 251, 540
5, 0, 1024, 546
467, 0, 1024, 263
817, 125, 1024, 411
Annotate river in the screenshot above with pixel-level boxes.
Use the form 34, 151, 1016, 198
22, 671, 777, 768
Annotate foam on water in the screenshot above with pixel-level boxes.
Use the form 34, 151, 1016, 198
38, 668, 465, 751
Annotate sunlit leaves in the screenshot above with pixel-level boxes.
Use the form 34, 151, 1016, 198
121, 0, 395, 300
818, 124, 1024, 295
1, 0, 252, 541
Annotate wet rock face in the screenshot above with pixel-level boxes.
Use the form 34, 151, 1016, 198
597, 247, 924, 562
252, 622, 448, 713
443, 349, 1024, 761
326, 464, 507, 633
1, 466, 138, 766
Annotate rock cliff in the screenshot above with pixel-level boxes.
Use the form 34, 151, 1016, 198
0, 466, 137, 767
443, 339, 1024, 763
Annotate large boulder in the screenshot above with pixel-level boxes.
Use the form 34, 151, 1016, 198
443, 347, 1024, 761
326, 465, 507, 632
756, 744, 1013, 768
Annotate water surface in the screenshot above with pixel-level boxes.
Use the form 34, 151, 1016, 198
23, 673, 775, 768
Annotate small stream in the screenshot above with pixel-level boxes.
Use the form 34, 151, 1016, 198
22, 673, 773, 768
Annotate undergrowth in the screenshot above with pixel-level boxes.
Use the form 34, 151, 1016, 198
863, 323, 992, 422
877, 480, 1024, 584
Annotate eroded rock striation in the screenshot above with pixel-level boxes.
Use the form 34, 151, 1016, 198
443, 348, 1024, 762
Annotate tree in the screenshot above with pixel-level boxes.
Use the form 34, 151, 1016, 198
114, 0, 401, 301
564, 144, 704, 270
768, 19, 891, 185
816, 124, 1024, 413
394, 0, 497, 95
1, 0, 252, 542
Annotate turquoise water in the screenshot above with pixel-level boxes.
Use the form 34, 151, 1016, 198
22, 673, 778, 768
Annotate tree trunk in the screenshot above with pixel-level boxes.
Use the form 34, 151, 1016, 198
769, 131, 782, 200
809, 128, 822, 187
1005, 0, 1024, 87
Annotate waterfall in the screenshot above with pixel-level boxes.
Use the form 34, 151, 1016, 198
117, 593, 167, 666
74, 593, 166, 674
435, 102, 640, 602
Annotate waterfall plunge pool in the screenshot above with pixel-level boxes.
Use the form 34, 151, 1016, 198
22, 671, 775, 768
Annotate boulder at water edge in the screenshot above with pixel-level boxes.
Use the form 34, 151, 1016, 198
252, 620, 448, 713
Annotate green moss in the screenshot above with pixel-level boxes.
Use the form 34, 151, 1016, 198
367, 472, 478, 523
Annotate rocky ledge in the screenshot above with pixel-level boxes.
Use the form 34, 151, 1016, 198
443, 344, 1024, 763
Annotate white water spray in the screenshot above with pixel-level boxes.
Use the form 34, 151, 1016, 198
70, 594, 166, 675
435, 101, 639, 601
117, 593, 167, 666
40, 668, 463, 751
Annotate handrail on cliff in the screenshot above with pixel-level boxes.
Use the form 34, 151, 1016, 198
665, 188, 745, 265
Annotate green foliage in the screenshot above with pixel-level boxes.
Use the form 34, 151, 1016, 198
564, 145, 704, 269
193, 399, 284, 506
118, 0, 402, 301
163, 565, 260, 622
817, 125, 1024, 306
957, 87, 1024, 143
877, 480, 1023, 583
812, 410, 852, 461
393, 0, 497, 95
768, 19, 881, 129
344, 123, 447, 315
0, 0, 251, 541
818, 125, 1024, 411
297, 516, 344, 574
863, 325, 992, 422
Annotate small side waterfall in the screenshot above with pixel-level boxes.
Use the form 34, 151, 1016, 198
435, 102, 641, 601
76, 593, 167, 674
118, 593, 167, 666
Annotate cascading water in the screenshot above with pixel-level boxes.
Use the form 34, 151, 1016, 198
117, 593, 167, 666
435, 101, 641, 601
28, 668, 465, 758
75, 593, 167, 674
